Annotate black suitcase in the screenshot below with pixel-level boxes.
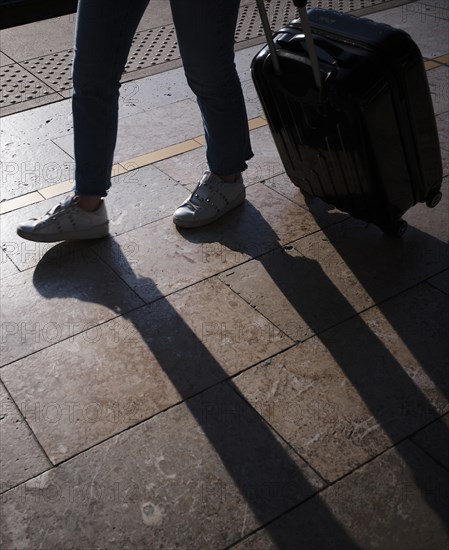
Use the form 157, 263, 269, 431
251, 1, 443, 236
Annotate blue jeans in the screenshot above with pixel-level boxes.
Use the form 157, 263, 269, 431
72, 0, 253, 196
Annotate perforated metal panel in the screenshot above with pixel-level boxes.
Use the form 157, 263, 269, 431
0, 0, 413, 112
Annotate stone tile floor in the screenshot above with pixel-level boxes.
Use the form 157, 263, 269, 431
1, 0, 448, 548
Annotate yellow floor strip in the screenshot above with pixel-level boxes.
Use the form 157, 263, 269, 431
38, 163, 127, 200
435, 53, 449, 65
122, 139, 202, 170
0, 53, 444, 218
248, 116, 267, 130
0, 118, 269, 214
424, 60, 441, 71
0, 192, 45, 215
193, 135, 206, 146
39, 180, 74, 200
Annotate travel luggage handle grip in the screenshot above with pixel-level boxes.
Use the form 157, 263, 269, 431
255, 0, 322, 90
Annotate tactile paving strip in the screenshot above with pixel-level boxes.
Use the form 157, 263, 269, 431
0, 0, 410, 111
0, 63, 56, 105
20, 49, 73, 93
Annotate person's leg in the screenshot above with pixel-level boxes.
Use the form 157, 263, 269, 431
170, 0, 253, 177
73, 0, 150, 204
17, 0, 150, 241
171, 0, 253, 228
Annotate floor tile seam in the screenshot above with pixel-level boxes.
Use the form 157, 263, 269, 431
1, 33, 448, 112
49, 134, 76, 161
294, 272, 449, 350
225, 377, 329, 484
0, 307, 143, 370
0, 289, 446, 490
93, 237, 288, 304
226, 430, 449, 550
0, 464, 55, 497
218, 263, 449, 385
423, 278, 449, 297
0, 116, 268, 214
2, 40, 446, 115
259, 177, 353, 226
1, 64, 445, 205
0, 378, 54, 470
0, 92, 65, 118
224, 428, 440, 549
407, 0, 449, 22
0, 80, 445, 210
2, 185, 270, 276
406, 420, 449, 474
215, 275, 298, 344
0, 354, 305, 477
15, 58, 69, 96
1, 59, 63, 107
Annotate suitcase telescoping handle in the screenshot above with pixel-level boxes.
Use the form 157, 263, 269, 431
255, 0, 322, 90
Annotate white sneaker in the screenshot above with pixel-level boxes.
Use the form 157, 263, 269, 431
16, 195, 109, 242
173, 171, 245, 228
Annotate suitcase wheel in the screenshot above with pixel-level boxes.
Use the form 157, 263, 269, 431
383, 220, 408, 238
425, 190, 442, 208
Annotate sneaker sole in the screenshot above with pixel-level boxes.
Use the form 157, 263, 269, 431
173, 191, 246, 229
16, 223, 110, 243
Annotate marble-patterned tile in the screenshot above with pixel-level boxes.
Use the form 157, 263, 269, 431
1, 278, 291, 463
0, 15, 76, 62
1, 165, 185, 271
0, 383, 324, 549
1, 99, 75, 199
155, 124, 284, 188
53, 99, 204, 165
427, 65, 449, 116
219, 240, 373, 342
0, 382, 51, 492
0, 250, 143, 366
369, 2, 449, 59
94, 183, 319, 302
293, 214, 449, 305
118, 66, 193, 113
403, 175, 448, 243
0, 250, 19, 279
240, 78, 264, 119
427, 269, 449, 295
153, 145, 207, 186
98, 164, 187, 236
1, 196, 80, 271
234, 441, 449, 550
411, 414, 449, 470
235, 45, 264, 84
263, 172, 350, 227
440, 145, 449, 178
136, 0, 174, 31
167, 277, 292, 368
436, 111, 448, 152
0, 139, 74, 200
233, 283, 449, 481
0, 91, 73, 141
0, 51, 14, 66
244, 125, 284, 185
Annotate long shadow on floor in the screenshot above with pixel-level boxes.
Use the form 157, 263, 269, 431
32, 239, 359, 549
176, 199, 449, 532
302, 192, 449, 403
30, 194, 448, 546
